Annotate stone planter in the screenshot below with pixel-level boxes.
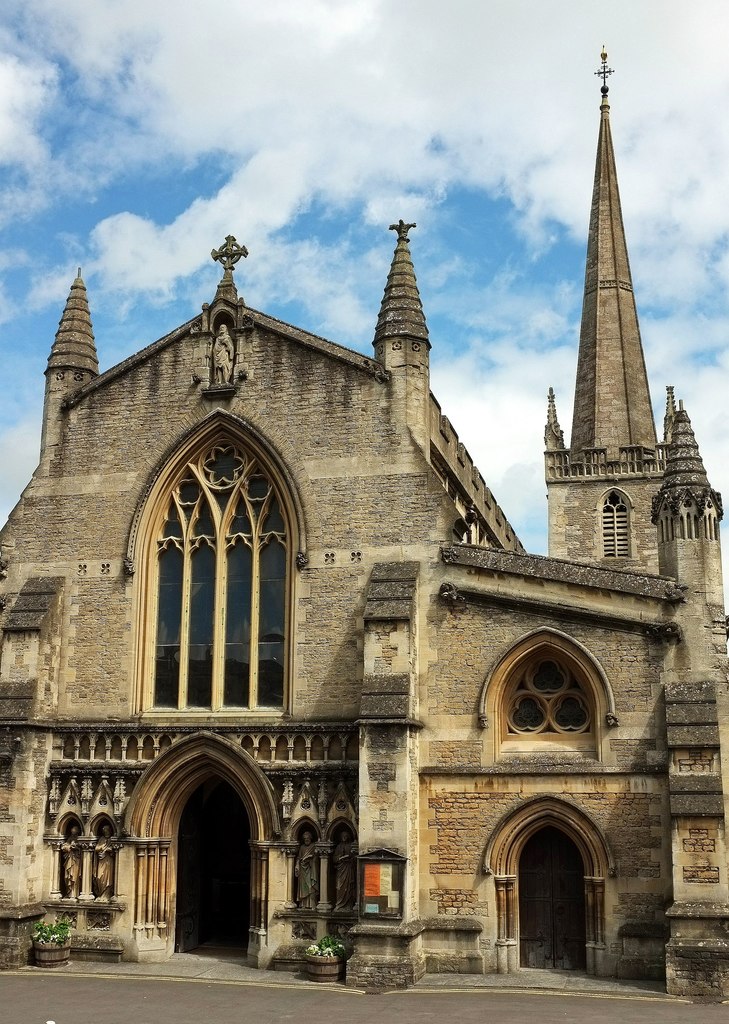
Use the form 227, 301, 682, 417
305, 954, 345, 982
33, 941, 71, 968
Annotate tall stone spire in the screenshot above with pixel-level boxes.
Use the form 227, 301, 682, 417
47, 269, 99, 376
570, 52, 656, 457
373, 220, 430, 350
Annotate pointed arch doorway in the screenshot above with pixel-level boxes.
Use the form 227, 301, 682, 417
175, 779, 251, 952
518, 826, 586, 970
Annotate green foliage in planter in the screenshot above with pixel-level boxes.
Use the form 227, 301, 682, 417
306, 935, 346, 958
33, 919, 71, 946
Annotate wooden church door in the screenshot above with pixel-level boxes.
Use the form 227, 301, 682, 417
518, 826, 586, 970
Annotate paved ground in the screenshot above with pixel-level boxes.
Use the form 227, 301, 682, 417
3, 951, 728, 1024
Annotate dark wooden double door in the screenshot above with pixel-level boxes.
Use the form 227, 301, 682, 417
518, 826, 586, 970
175, 780, 251, 952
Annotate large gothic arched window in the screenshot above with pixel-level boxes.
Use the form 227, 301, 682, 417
152, 440, 289, 710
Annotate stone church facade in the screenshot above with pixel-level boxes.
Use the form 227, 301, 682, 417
1, 80, 728, 998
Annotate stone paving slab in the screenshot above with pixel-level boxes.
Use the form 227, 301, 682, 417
19, 952, 673, 1000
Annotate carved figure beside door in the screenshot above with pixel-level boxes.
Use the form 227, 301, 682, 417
61, 824, 82, 899
333, 827, 356, 911
92, 824, 116, 900
295, 830, 319, 909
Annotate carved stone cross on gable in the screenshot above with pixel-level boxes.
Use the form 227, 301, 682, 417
211, 235, 249, 274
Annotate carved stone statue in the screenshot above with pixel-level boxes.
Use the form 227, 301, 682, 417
212, 324, 235, 385
294, 830, 319, 909
333, 828, 356, 911
92, 824, 115, 900
61, 824, 82, 899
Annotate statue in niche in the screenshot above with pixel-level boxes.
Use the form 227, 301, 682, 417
92, 824, 116, 900
212, 323, 235, 385
333, 828, 357, 911
61, 824, 82, 900
294, 830, 319, 909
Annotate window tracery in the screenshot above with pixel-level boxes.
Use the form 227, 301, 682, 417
153, 440, 289, 710
506, 659, 591, 737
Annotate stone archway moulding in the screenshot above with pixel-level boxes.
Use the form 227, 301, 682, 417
125, 731, 280, 840
478, 627, 617, 755
125, 408, 308, 567
482, 794, 614, 878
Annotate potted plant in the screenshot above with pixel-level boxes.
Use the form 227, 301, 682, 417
32, 918, 71, 968
304, 935, 347, 982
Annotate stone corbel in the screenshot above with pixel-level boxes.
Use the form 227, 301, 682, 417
644, 621, 683, 643
439, 582, 466, 606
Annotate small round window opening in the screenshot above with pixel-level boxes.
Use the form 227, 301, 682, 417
506, 659, 591, 737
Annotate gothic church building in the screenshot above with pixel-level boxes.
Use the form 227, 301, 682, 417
1, 78, 728, 998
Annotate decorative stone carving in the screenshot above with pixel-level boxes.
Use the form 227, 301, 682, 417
92, 825, 116, 900
123, 558, 135, 577
333, 828, 357, 911
61, 825, 82, 900
439, 582, 465, 606
295, 830, 319, 909
292, 921, 317, 940
212, 324, 235, 385
281, 780, 294, 821
295, 551, 309, 570
644, 621, 683, 642
211, 234, 248, 273
87, 910, 112, 931
317, 782, 328, 825
605, 712, 619, 728
0, 557, 8, 580
440, 546, 459, 564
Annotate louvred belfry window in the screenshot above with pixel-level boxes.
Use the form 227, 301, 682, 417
602, 490, 629, 558
154, 442, 288, 710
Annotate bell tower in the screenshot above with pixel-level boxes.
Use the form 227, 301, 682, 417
545, 51, 663, 572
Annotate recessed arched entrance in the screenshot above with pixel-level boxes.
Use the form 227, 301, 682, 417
483, 797, 614, 975
124, 732, 281, 964
175, 779, 251, 952
518, 826, 586, 969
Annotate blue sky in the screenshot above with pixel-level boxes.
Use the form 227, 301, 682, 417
2, 1, 729, 572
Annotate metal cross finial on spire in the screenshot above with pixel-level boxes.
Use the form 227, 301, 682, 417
389, 220, 417, 242
595, 46, 614, 96
211, 234, 249, 274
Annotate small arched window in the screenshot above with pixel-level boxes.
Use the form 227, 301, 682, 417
602, 490, 629, 558
152, 439, 289, 711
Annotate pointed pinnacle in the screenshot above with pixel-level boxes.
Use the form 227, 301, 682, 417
47, 271, 99, 376
545, 387, 565, 450
374, 221, 429, 348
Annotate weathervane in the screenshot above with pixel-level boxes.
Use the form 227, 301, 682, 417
211, 235, 249, 278
389, 219, 416, 242
595, 46, 614, 96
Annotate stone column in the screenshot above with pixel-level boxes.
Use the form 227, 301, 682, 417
316, 842, 333, 913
